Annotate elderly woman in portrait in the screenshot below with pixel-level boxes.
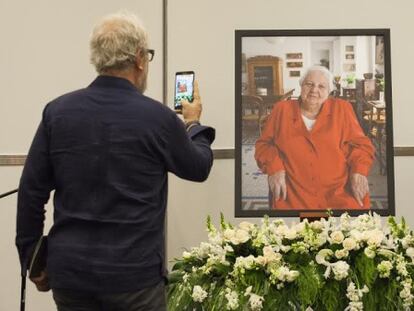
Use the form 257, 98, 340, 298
255, 66, 375, 210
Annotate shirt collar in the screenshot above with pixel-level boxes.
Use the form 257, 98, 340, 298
293, 97, 334, 120
88, 75, 140, 93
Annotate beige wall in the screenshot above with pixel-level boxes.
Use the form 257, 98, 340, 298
1, 0, 414, 310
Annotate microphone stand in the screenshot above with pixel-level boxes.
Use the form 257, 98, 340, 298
0, 188, 18, 199
0, 188, 25, 311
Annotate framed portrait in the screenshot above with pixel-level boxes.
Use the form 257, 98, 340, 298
235, 29, 394, 217
286, 53, 303, 59
343, 63, 356, 72
345, 45, 354, 52
289, 70, 301, 77
286, 61, 303, 68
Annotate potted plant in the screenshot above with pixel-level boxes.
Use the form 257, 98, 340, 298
344, 74, 356, 88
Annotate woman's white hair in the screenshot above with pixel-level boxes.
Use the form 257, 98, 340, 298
299, 65, 335, 92
90, 11, 148, 74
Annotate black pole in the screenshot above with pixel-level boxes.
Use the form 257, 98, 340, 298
0, 188, 18, 199
20, 275, 26, 311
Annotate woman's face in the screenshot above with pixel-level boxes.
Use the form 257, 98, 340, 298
300, 71, 330, 109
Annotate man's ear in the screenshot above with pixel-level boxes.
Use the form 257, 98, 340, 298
135, 51, 145, 71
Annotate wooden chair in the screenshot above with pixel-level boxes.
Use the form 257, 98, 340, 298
241, 95, 265, 135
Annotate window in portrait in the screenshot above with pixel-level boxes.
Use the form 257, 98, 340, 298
235, 29, 394, 217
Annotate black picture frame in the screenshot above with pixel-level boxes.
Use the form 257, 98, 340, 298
235, 29, 394, 218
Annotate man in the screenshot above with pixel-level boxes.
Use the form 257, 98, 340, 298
16, 12, 215, 311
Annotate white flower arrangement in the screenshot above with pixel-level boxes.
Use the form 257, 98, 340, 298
168, 213, 414, 311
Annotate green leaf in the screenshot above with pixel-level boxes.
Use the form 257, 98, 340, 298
354, 252, 377, 288
297, 264, 321, 307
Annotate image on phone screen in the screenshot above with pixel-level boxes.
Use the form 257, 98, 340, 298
174, 72, 194, 110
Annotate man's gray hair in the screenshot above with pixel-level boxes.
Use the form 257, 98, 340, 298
299, 65, 335, 92
90, 12, 148, 74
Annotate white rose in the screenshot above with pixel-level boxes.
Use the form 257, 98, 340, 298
285, 228, 297, 240
286, 270, 300, 282
255, 256, 267, 266
223, 229, 236, 241
343, 237, 357, 251
239, 221, 255, 232
367, 229, 384, 247
401, 236, 413, 249
275, 224, 288, 236
231, 229, 250, 245
349, 229, 363, 242
330, 231, 345, 244
295, 222, 306, 233
335, 249, 349, 259
263, 246, 282, 262
406, 247, 414, 258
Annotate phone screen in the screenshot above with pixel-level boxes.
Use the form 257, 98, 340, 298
174, 71, 194, 110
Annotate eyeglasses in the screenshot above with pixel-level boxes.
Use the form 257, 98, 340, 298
302, 81, 328, 91
144, 49, 155, 62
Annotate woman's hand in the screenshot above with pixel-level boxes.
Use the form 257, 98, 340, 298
350, 173, 369, 206
268, 170, 287, 202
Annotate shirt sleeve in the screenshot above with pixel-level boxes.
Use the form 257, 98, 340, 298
16, 106, 55, 275
163, 113, 215, 182
341, 101, 375, 176
254, 107, 285, 175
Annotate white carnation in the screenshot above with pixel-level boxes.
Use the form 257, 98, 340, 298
332, 261, 349, 280
248, 293, 264, 311
192, 285, 208, 302
377, 260, 393, 278
225, 289, 239, 310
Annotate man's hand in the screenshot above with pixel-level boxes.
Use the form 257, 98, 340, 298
30, 270, 50, 292
181, 81, 202, 124
268, 170, 287, 202
350, 173, 369, 207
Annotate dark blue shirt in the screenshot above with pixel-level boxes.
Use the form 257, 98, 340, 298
16, 76, 215, 292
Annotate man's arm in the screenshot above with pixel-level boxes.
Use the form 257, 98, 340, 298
163, 81, 215, 181
16, 108, 55, 275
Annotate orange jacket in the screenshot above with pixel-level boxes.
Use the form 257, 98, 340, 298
255, 98, 375, 210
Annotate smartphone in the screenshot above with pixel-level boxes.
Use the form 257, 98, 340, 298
174, 71, 195, 110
